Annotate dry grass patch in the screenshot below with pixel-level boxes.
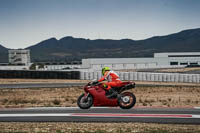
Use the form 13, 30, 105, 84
134, 86, 200, 107
0, 122, 200, 133
0, 87, 82, 108
0, 85, 200, 108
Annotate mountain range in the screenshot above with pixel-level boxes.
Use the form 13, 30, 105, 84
1, 28, 200, 63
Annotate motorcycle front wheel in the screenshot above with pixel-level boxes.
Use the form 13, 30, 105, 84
77, 93, 93, 109
117, 92, 136, 109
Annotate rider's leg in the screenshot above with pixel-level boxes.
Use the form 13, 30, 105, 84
104, 83, 111, 90
105, 82, 118, 98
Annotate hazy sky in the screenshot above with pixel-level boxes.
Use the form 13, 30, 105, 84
0, 0, 200, 49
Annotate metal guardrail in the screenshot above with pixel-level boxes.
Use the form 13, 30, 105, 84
0, 70, 200, 83
80, 71, 200, 83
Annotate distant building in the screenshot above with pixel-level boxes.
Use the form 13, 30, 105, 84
36, 62, 81, 70
82, 52, 200, 70
8, 49, 30, 66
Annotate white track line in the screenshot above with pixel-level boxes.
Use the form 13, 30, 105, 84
192, 115, 200, 118
25, 107, 113, 110
0, 113, 199, 118
25, 107, 200, 110
25, 107, 79, 110
0, 113, 71, 117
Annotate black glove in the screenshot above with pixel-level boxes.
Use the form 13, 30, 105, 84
92, 81, 99, 85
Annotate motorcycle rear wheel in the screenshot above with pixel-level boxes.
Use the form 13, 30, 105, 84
117, 92, 136, 109
77, 93, 93, 109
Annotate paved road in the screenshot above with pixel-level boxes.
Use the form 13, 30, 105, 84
0, 83, 85, 89
0, 107, 200, 124
0, 82, 199, 89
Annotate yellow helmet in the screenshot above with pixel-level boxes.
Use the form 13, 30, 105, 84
102, 67, 111, 75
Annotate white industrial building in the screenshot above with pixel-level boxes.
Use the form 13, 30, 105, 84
0, 65, 30, 70
1, 52, 200, 71
82, 52, 200, 70
40, 62, 81, 70
8, 49, 30, 65
43, 64, 81, 70
0, 49, 31, 70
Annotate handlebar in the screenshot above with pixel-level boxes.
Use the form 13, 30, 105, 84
87, 81, 101, 86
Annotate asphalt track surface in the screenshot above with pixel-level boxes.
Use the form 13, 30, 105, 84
0, 83, 84, 89
0, 107, 200, 124
0, 82, 199, 89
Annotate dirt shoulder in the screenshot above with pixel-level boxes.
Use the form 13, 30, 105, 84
0, 122, 200, 133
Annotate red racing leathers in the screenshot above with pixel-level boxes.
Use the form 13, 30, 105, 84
98, 70, 122, 90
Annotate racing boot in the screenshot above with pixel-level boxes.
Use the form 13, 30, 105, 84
106, 88, 118, 99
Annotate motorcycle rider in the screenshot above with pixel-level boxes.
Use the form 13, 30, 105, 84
93, 67, 122, 98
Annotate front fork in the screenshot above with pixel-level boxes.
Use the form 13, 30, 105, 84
83, 92, 89, 102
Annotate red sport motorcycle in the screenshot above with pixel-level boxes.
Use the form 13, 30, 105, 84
77, 81, 136, 109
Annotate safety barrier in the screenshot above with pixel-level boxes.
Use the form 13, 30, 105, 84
0, 70, 80, 79
80, 71, 200, 83
1, 70, 199, 83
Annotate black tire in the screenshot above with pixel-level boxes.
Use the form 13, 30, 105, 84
77, 93, 93, 109
117, 92, 136, 109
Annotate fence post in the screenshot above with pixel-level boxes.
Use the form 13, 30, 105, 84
188, 74, 193, 83
133, 72, 138, 80
166, 74, 171, 82
170, 74, 175, 82
124, 72, 129, 80
129, 72, 134, 80
179, 74, 184, 82
197, 75, 200, 83
137, 72, 142, 81
154, 73, 159, 82
119, 72, 123, 80
93, 72, 97, 80
162, 74, 167, 82
150, 73, 155, 82
192, 75, 197, 83
158, 73, 162, 82
183, 74, 188, 83
146, 73, 151, 81
175, 74, 179, 82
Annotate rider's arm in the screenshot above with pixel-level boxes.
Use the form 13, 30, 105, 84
98, 71, 109, 82
98, 77, 105, 82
